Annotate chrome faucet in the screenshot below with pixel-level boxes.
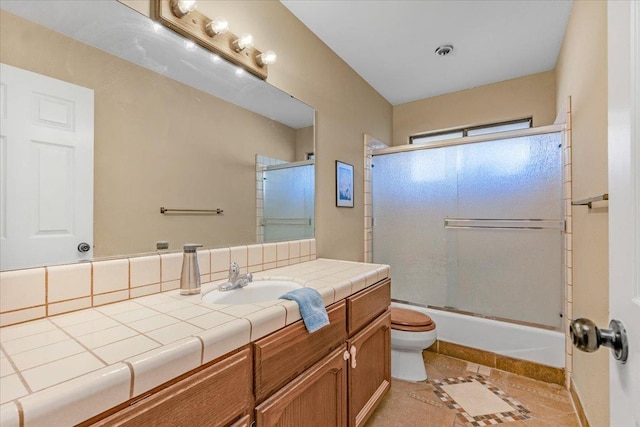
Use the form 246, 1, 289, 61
180, 243, 203, 295
218, 262, 253, 291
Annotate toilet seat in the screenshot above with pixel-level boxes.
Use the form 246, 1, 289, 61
390, 307, 436, 332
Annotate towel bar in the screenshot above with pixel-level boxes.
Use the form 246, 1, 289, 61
160, 207, 223, 214
444, 218, 565, 231
571, 194, 608, 209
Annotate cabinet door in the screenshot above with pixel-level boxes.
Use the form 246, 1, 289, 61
347, 279, 390, 335
254, 300, 347, 403
347, 311, 391, 427
91, 348, 253, 427
255, 347, 348, 427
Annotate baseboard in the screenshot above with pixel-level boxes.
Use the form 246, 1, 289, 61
425, 339, 566, 386
569, 377, 590, 427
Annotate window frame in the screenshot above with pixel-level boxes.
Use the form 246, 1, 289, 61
409, 117, 533, 145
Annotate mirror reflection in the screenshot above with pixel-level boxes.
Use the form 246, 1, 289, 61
0, 1, 315, 271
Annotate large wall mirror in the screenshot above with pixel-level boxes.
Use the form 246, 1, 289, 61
0, 0, 315, 271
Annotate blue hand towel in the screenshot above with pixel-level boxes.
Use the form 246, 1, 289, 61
280, 288, 329, 333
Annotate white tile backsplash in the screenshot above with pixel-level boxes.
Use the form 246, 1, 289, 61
93, 259, 129, 295
47, 263, 91, 303
229, 246, 248, 268
48, 297, 92, 316
211, 248, 231, 273
276, 242, 289, 261
263, 243, 277, 263
160, 252, 183, 283
0, 268, 46, 312
129, 256, 160, 288
0, 240, 316, 326
247, 244, 263, 266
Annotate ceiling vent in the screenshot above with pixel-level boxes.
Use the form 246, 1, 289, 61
435, 44, 454, 56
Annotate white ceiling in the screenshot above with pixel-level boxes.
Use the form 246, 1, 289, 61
281, 0, 573, 106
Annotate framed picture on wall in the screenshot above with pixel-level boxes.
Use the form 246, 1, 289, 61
336, 161, 354, 208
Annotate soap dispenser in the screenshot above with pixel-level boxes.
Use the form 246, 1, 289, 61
180, 243, 203, 295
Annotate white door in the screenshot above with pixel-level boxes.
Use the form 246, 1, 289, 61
0, 63, 94, 270
608, 1, 640, 425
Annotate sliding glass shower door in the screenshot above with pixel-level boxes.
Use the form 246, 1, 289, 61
372, 133, 563, 329
263, 162, 314, 243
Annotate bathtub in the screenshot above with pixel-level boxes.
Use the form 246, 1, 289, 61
391, 302, 565, 368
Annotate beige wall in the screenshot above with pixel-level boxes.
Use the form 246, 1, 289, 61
392, 71, 556, 145
295, 126, 315, 161
162, 1, 393, 262
1, 10, 298, 257
556, 2, 609, 426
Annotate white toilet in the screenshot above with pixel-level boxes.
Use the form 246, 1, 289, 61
390, 306, 437, 382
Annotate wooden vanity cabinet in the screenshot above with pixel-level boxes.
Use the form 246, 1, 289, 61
89, 347, 253, 427
255, 347, 348, 426
255, 279, 391, 427
347, 311, 391, 427
253, 300, 347, 403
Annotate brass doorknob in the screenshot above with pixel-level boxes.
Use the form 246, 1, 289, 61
569, 318, 628, 363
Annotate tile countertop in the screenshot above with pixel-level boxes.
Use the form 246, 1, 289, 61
0, 258, 390, 427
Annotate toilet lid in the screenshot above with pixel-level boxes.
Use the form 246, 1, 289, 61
390, 307, 436, 332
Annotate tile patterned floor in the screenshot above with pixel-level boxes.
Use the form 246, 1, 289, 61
366, 352, 580, 427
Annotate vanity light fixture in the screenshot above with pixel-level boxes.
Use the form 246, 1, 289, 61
171, 0, 196, 18
256, 50, 277, 67
232, 33, 254, 52
205, 17, 229, 37
153, 0, 273, 80
184, 40, 197, 52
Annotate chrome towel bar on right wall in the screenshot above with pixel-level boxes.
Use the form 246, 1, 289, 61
571, 193, 609, 209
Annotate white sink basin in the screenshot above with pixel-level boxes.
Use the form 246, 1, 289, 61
201, 280, 302, 305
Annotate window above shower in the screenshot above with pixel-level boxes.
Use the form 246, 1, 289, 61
410, 118, 532, 145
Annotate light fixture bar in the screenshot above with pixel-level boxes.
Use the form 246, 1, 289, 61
153, 0, 271, 80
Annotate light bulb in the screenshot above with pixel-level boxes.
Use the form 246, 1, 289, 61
205, 17, 229, 36
171, 0, 197, 18
256, 50, 277, 66
184, 40, 197, 52
232, 33, 254, 52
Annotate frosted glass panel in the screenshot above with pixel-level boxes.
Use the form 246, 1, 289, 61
372, 132, 563, 328
263, 164, 314, 242
456, 134, 562, 219
372, 146, 457, 307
